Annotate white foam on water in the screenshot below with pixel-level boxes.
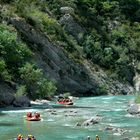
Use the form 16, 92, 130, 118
66, 135, 78, 138
113, 108, 124, 111
113, 133, 121, 136
102, 97, 114, 100
47, 118, 54, 122
103, 101, 109, 104
125, 114, 133, 117
116, 101, 123, 104
40, 118, 44, 121
120, 99, 127, 101
2, 109, 39, 113
102, 109, 111, 112
63, 123, 71, 126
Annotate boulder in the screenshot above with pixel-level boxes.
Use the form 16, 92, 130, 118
82, 117, 100, 126
60, 7, 74, 15
75, 122, 81, 127
13, 95, 30, 107
105, 126, 127, 135
127, 103, 140, 114
0, 81, 15, 106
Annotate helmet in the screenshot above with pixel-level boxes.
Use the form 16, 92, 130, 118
18, 134, 21, 137
87, 136, 91, 139
28, 135, 32, 138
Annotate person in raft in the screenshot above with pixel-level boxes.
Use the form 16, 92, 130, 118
86, 136, 92, 140
26, 112, 32, 118
26, 135, 36, 140
95, 135, 100, 140
26, 112, 40, 119
34, 112, 40, 119
16, 134, 24, 140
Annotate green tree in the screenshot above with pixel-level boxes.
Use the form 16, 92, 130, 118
37, 78, 57, 98
118, 0, 140, 21
15, 85, 27, 97
0, 59, 11, 81
19, 62, 43, 85
0, 24, 32, 77
19, 63, 57, 99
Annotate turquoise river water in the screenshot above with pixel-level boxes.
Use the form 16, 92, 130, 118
0, 95, 140, 140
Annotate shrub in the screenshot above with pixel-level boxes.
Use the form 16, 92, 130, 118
0, 59, 11, 81
15, 85, 26, 97
19, 63, 57, 99
19, 62, 43, 85
0, 24, 32, 77
96, 84, 108, 95
0, 59, 6, 73
37, 78, 57, 98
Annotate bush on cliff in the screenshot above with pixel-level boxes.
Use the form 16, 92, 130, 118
19, 63, 57, 99
0, 23, 57, 99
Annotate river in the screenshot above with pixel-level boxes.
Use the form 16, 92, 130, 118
0, 95, 140, 140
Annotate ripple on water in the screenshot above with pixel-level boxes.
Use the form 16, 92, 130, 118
0, 122, 17, 127
63, 123, 71, 127
103, 101, 109, 104
47, 118, 55, 122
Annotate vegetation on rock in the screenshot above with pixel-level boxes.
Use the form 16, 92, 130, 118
0, 23, 57, 99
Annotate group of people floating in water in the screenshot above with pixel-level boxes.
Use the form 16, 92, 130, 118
57, 96, 73, 105
16, 104, 100, 140
57, 98, 72, 103
26, 112, 40, 119
16, 134, 36, 140
86, 135, 100, 140
17, 134, 99, 140
16, 112, 41, 139
26, 112, 41, 121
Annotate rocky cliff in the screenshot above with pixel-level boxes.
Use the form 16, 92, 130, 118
0, 1, 138, 107
8, 17, 133, 95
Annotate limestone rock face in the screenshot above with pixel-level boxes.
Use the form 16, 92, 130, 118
0, 81, 15, 106
60, 7, 74, 15
8, 18, 134, 96
9, 18, 98, 95
133, 73, 140, 91
59, 14, 85, 43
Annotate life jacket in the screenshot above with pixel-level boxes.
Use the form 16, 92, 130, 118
34, 113, 40, 118
26, 112, 32, 118
17, 137, 22, 140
